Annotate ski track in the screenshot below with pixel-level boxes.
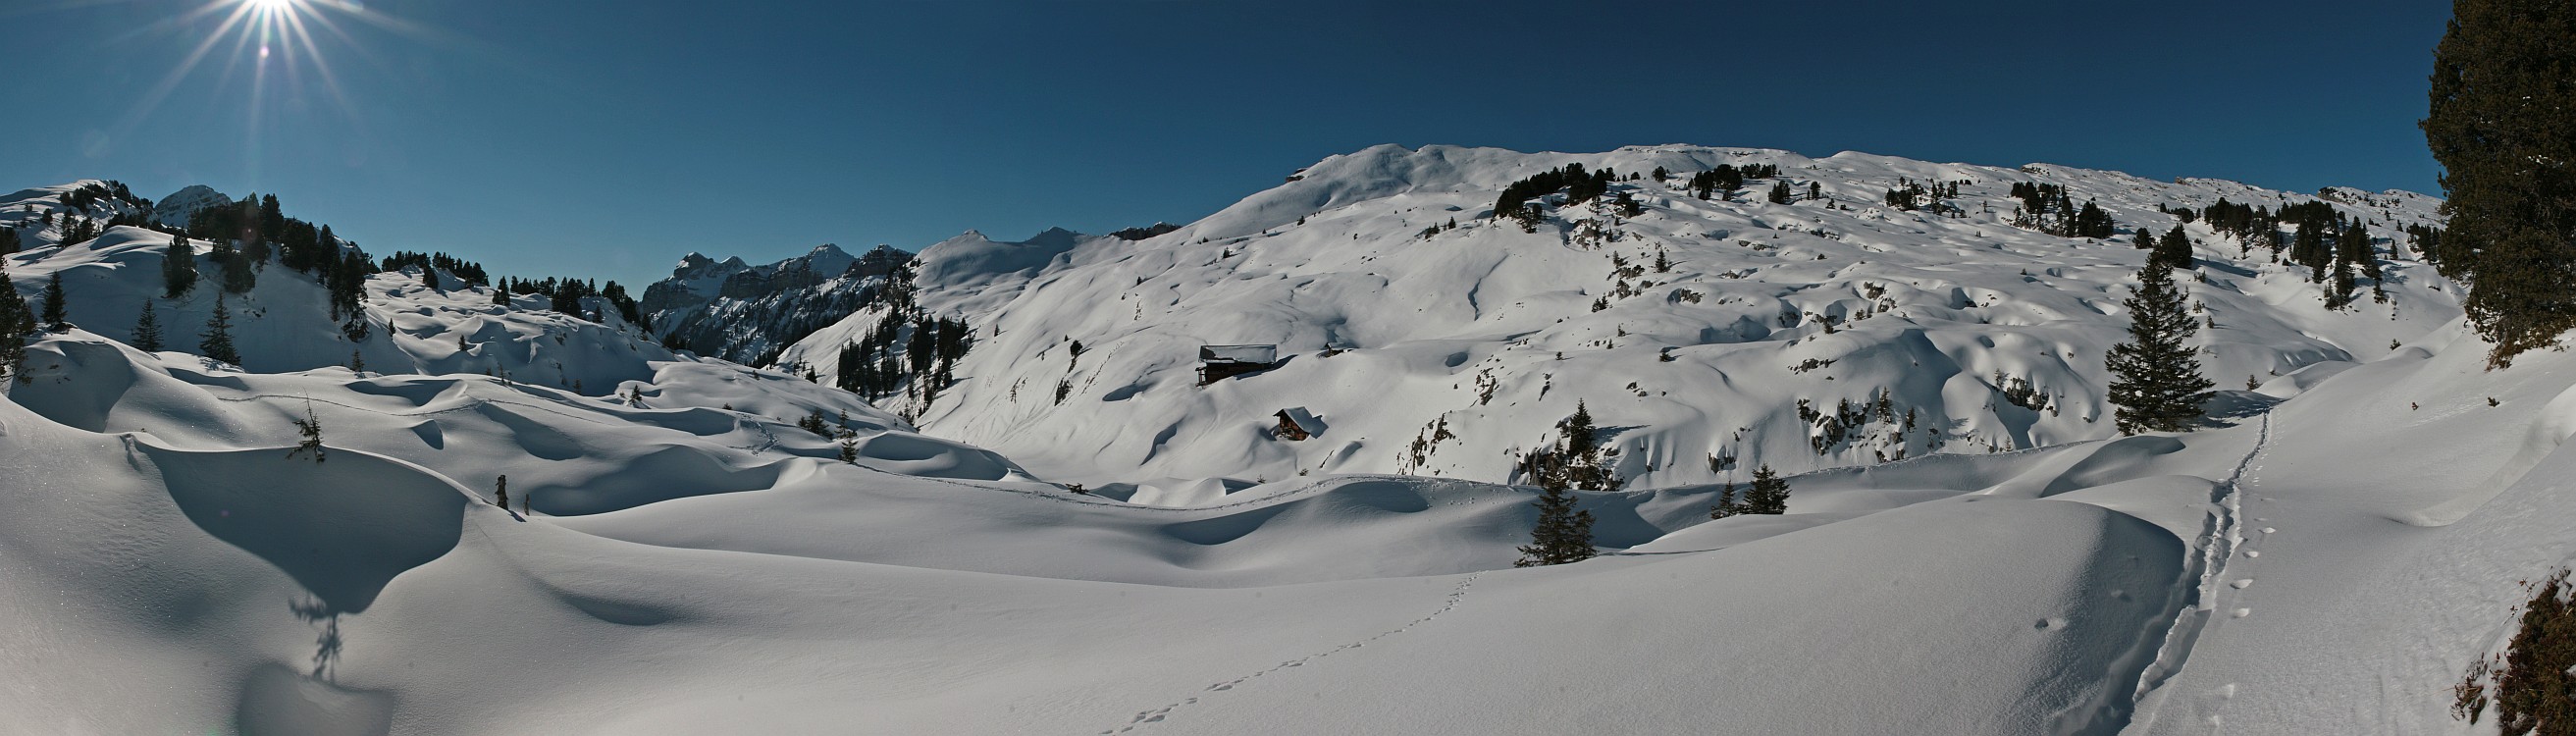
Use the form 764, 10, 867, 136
1103, 573, 1482, 734
2124, 412, 2270, 732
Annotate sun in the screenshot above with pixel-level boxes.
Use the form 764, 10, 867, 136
246, 0, 296, 9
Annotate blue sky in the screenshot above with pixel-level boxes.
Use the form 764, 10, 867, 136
2, 0, 2451, 288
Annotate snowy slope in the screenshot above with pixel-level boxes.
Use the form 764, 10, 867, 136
12, 308, 2573, 735
803, 144, 2459, 492
9, 147, 2565, 736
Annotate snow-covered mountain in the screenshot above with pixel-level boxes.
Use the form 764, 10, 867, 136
11, 145, 2571, 736
640, 243, 914, 366
150, 184, 232, 227
768, 144, 2459, 493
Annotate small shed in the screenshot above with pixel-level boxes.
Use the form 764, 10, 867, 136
1274, 407, 1325, 441
1197, 344, 1279, 385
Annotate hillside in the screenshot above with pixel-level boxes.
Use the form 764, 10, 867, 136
776, 145, 2457, 493
9, 146, 2566, 736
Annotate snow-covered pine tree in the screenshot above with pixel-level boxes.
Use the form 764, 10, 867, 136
199, 293, 240, 366
2106, 258, 2214, 434
131, 299, 163, 351
40, 273, 69, 332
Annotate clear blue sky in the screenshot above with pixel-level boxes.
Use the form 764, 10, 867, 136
2, 0, 2452, 288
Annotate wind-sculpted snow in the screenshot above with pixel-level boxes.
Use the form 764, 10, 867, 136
779, 144, 2462, 492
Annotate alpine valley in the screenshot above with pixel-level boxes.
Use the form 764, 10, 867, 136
3, 144, 2562, 735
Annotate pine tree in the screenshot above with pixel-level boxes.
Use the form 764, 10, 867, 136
1768, 180, 1795, 204
0, 257, 29, 381
163, 237, 197, 298
199, 293, 239, 366
1513, 450, 1597, 567
2155, 226, 2192, 272
1708, 482, 1744, 519
288, 399, 326, 463
221, 242, 257, 294
2105, 259, 2214, 433
39, 273, 69, 332
495, 475, 509, 509
131, 299, 163, 351
2424, 0, 2576, 367
1740, 464, 1792, 514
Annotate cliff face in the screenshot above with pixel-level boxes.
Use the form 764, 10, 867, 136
641, 243, 915, 366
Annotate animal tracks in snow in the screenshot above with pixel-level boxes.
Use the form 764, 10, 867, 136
1104, 574, 1481, 734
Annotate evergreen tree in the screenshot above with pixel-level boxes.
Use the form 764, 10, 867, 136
1513, 449, 1597, 567
288, 399, 326, 463
131, 299, 162, 351
496, 476, 509, 509
1768, 180, 1795, 204
199, 293, 239, 365
0, 257, 29, 381
162, 237, 197, 298
2155, 226, 2193, 271
220, 241, 257, 294
0, 228, 19, 255
1740, 464, 1792, 514
2105, 259, 2213, 433
2424, 0, 2576, 367
1708, 482, 1744, 519
39, 273, 69, 332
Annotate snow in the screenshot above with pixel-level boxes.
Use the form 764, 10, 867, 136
0, 144, 2562, 735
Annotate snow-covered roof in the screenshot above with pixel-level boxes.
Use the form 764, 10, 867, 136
1276, 407, 1324, 436
1200, 344, 1277, 365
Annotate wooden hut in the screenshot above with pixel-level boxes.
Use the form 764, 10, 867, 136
1274, 407, 1324, 441
1196, 344, 1278, 385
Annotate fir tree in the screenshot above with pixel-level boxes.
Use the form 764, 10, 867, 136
288, 399, 326, 463
39, 273, 69, 332
162, 237, 197, 298
2424, 0, 2576, 367
2155, 226, 2193, 272
1709, 481, 1744, 519
1768, 180, 1795, 204
2105, 258, 2214, 433
1513, 449, 1597, 567
221, 242, 257, 294
1740, 464, 1792, 514
199, 293, 240, 365
0, 257, 29, 381
131, 299, 163, 351
495, 475, 509, 509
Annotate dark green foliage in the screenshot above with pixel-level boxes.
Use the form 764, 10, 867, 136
1686, 166, 1746, 199
1742, 464, 1791, 514
1768, 180, 1794, 204
218, 239, 257, 294
199, 293, 239, 365
798, 408, 833, 438
2424, 0, 2576, 366
1496, 163, 1616, 219
2106, 259, 2213, 433
2154, 226, 2193, 272
39, 273, 68, 332
378, 251, 490, 285
131, 299, 162, 351
162, 237, 197, 298
0, 257, 29, 381
1513, 451, 1596, 568
0, 228, 18, 255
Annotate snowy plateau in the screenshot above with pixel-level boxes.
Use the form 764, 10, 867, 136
1, 144, 2567, 735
